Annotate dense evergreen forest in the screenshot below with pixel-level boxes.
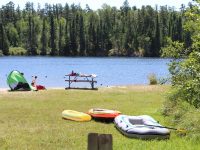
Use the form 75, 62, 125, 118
0, 0, 191, 57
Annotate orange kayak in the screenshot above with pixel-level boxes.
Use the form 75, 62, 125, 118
88, 108, 121, 119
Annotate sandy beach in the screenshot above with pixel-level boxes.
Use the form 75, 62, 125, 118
0, 85, 168, 94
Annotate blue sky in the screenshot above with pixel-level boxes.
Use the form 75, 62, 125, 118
0, 0, 192, 10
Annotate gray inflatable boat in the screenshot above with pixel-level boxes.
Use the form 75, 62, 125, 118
114, 115, 170, 140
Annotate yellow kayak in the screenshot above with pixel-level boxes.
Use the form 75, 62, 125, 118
62, 110, 91, 121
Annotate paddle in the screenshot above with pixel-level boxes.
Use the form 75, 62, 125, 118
144, 124, 187, 135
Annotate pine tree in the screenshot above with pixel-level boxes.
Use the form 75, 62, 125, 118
50, 14, 58, 55
79, 14, 85, 56
31, 17, 38, 55
41, 18, 48, 55
27, 16, 32, 55
0, 21, 9, 55
70, 19, 77, 56
64, 20, 70, 56
58, 18, 65, 55
152, 11, 161, 57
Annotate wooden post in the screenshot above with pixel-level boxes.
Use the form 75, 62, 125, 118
88, 133, 112, 150
88, 133, 99, 150
91, 78, 94, 89
98, 134, 113, 150
69, 76, 70, 88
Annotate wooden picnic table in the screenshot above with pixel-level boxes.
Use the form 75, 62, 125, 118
65, 73, 97, 90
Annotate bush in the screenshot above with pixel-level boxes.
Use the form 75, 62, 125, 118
108, 49, 125, 56
161, 37, 185, 58
161, 2, 200, 139
161, 52, 200, 139
169, 52, 200, 108
148, 73, 158, 85
9, 47, 27, 55
0, 50, 3, 56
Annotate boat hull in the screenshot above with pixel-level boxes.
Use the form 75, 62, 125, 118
114, 115, 170, 140
88, 108, 121, 120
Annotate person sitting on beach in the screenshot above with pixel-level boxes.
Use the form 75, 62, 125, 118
31, 76, 46, 90
31, 76, 37, 87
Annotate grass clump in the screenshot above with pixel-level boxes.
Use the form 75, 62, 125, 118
148, 73, 158, 85
9, 47, 27, 55
162, 88, 200, 141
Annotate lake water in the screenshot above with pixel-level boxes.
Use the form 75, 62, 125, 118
0, 57, 171, 88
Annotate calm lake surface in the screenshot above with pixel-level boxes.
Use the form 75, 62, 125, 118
0, 57, 171, 88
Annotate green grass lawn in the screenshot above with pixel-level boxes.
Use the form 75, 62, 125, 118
0, 85, 199, 150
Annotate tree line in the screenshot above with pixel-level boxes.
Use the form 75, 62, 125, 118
0, 0, 191, 57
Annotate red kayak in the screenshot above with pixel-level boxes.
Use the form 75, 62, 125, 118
88, 108, 121, 119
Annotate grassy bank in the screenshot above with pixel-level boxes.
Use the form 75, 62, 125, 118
0, 86, 199, 150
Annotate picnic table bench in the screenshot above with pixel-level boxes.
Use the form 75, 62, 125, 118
65, 73, 97, 90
